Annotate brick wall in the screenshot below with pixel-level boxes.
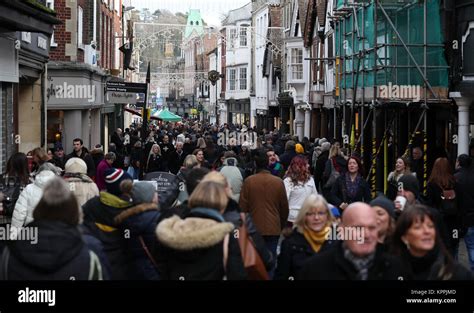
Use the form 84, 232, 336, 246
99, 1, 120, 71
49, 0, 71, 61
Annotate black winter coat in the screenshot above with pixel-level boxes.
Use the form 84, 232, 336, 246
146, 154, 164, 173
298, 242, 409, 280
154, 207, 247, 280
454, 167, 474, 228
0, 220, 108, 280
329, 173, 372, 209
280, 150, 297, 170
67, 148, 96, 178
114, 203, 161, 280
223, 199, 275, 271
82, 193, 134, 280
274, 228, 336, 280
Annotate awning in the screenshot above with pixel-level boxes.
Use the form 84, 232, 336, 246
124, 107, 162, 121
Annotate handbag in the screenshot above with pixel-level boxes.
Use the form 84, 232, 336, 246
238, 213, 269, 280
0, 176, 22, 218
440, 189, 457, 216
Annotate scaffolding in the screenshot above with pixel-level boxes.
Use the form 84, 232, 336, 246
331, 0, 451, 196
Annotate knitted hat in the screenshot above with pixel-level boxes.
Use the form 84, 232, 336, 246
295, 143, 304, 154
131, 181, 156, 204
104, 168, 132, 196
65, 157, 87, 174
370, 195, 396, 218
398, 174, 420, 199
321, 142, 331, 152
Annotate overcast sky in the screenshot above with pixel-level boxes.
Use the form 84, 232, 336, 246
130, 0, 250, 26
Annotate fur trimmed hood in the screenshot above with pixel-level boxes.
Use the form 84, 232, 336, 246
156, 215, 234, 251
114, 203, 159, 224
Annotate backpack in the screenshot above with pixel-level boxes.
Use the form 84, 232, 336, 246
0, 176, 22, 218
440, 189, 457, 216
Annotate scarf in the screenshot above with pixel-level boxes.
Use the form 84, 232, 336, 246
343, 244, 375, 280
345, 172, 361, 199
303, 226, 330, 252
268, 162, 283, 176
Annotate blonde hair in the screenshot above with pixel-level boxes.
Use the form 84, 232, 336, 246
183, 154, 199, 169
329, 145, 341, 159
149, 144, 161, 157
32, 147, 49, 163
196, 137, 207, 149
201, 171, 229, 187
188, 181, 229, 213
294, 194, 334, 234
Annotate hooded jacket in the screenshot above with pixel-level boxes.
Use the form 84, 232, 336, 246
219, 157, 245, 202
114, 203, 161, 280
0, 220, 105, 280
155, 208, 247, 280
82, 192, 133, 280
10, 169, 56, 233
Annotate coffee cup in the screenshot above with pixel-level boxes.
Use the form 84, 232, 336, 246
395, 196, 407, 211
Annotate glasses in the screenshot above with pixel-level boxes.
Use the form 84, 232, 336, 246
306, 211, 327, 217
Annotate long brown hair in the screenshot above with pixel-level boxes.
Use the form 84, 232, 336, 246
428, 157, 455, 189
286, 155, 311, 184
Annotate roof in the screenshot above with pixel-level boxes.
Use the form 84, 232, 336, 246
185, 9, 204, 38
223, 2, 252, 25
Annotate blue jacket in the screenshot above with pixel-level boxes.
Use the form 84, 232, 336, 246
114, 203, 161, 280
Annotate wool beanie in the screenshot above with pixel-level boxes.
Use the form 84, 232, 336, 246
104, 168, 132, 196
65, 157, 87, 174
131, 181, 156, 205
398, 174, 420, 199
370, 195, 396, 218
295, 143, 304, 154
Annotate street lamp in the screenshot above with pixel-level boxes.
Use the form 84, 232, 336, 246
122, 5, 135, 78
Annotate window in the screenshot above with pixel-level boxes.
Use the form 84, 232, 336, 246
239, 67, 247, 90
78, 6, 83, 48
229, 28, 237, 48
240, 26, 247, 47
46, 0, 57, 47
228, 68, 236, 91
291, 48, 303, 80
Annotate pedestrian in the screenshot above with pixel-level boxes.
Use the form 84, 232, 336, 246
370, 195, 396, 248
66, 138, 96, 178
0, 153, 30, 225
193, 149, 211, 169
267, 148, 285, 178
329, 156, 371, 215
82, 168, 134, 280
454, 154, 474, 271
275, 194, 336, 280
109, 143, 125, 169
63, 157, 99, 208
283, 155, 318, 226
239, 150, 289, 263
155, 181, 247, 280
129, 141, 143, 180
168, 142, 186, 174
314, 142, 331, 190
0, 178, 108, 280
53, 146, 67, 170
426, 157, 460, 257
111, 128, 124, 154
386, 156, 414, 200
298, 202, 409, 280
321, 144, 347, 199
145, 144, 164, 174
219, 151, 245, 202
10, 162, 58, 238
391, 204, 473, 280
114, 181, 160, 280
90, 144, 105, 171
96, 152, 115, 191
280, 140, 297, 170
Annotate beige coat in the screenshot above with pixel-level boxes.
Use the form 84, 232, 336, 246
64, 175, 99, 208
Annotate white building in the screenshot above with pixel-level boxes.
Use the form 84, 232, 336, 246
282, 0, 312, 140
252, 0, 282, 131
223, 3, 252, 127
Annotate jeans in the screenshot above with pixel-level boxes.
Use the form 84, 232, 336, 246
263, 235, 280, 279
464, 227, 474, 272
